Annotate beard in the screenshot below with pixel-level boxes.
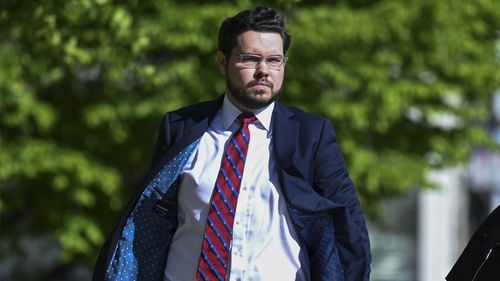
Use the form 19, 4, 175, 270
225, 77, 282, 110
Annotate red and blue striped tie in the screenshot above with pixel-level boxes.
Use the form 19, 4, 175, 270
196, 113, 256, 281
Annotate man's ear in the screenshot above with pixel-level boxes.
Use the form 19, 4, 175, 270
217, 51, 227, 76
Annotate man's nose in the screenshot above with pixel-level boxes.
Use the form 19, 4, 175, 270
254, 60, 270, 78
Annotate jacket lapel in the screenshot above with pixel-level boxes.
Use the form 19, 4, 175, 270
171, 97, 223, 158
273, 102, 339, 212
272, 102, 311, 210
149, 96, 224, 181
272, 101, 299, 170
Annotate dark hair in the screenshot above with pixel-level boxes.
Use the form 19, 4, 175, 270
218, 7, 292, 57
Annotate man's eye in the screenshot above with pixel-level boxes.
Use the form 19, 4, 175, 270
241, 55, 261, 63
267, 56, 283, 63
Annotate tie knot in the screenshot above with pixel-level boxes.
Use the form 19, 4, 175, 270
237, 113, 257, 126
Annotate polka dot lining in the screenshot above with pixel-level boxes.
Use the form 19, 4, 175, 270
105, 140, 200, 281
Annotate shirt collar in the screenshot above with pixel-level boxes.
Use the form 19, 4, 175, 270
222, 93, 274, 131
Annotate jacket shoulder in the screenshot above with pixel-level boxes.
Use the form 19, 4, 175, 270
278, 102, 330, 127
168, 97, 223, 122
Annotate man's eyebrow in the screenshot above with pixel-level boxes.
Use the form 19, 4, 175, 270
239, 53, 283, 57
239, 52, 261, 56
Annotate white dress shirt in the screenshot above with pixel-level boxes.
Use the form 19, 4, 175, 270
164, 94, 309, 281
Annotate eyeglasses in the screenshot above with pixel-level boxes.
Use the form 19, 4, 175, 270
231, 53, 288, 70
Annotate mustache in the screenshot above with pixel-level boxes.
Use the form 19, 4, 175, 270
247, 80, 273, 88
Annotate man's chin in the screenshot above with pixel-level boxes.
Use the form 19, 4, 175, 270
240, 92, 279, 110
226, 82, 280, 110
247, 87, 270, 96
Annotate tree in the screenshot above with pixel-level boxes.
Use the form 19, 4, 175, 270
1, 0, 499, 279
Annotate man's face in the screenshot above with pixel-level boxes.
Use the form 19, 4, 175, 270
218, 31, 285, 112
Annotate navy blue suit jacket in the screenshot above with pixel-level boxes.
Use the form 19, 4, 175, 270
93, 97, 371, 281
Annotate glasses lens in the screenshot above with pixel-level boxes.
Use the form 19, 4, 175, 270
236, 54, 285, 69
240, 54, 261, 67
266, 56, 284, 69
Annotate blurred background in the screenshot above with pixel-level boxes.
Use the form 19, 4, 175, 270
1, 0, 499, 280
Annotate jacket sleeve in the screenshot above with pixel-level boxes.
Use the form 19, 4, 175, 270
312, 119, 372, 281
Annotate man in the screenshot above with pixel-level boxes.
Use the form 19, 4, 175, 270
93, 7, 371, 281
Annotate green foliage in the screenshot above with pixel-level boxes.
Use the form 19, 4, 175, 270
286, 0, 500, 215
1, 0, 499, 277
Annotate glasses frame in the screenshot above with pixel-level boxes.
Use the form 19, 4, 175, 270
231, 53, 288, 70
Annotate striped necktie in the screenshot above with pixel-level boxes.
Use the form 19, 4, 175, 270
196, 113, 256, 281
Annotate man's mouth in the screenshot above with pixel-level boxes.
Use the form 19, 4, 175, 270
249, 81, 272, 88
